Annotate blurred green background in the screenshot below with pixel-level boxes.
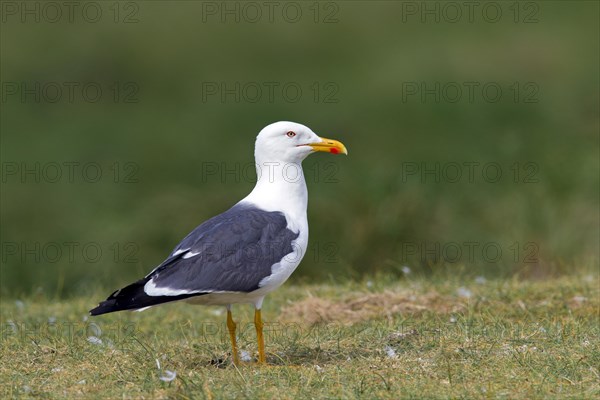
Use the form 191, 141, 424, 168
1, 1, 598, 297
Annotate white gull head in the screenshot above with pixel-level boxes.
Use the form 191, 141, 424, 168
254, 121, 348, 165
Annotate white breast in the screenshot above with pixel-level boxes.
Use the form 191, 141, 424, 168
256, 214, 308, 294
237, 160, 310, 297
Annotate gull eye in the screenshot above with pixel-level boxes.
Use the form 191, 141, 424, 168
286, 131, 296, 138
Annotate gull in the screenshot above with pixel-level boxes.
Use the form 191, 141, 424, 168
90, 121, 348, 364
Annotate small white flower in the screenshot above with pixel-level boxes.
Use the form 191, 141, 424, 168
82, 315, 88, 322
159, 370, 176, 382
15, 300, 25, 311
450, 316, 457, 323
315, 365, 324, 373
401, 266, 411, 275
240, 350, 252, 362
48, 316, 57, 324
366, 280, 373, 288
87, 336, 103, 345
22, 385, 31, 393
384, 346, 397, 358
77, 380, 86, 385
51, 367, 62, 373
475, 276, 486, 284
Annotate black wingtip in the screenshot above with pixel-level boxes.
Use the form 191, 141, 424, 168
90, 278, 203, 316
89, 300, 118, 316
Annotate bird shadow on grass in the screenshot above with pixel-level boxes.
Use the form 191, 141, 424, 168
186, 343, 377, 369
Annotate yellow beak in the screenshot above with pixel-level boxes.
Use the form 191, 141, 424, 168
307, 137, 348, 155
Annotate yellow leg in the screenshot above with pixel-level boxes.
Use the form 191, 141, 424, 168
254, 309, 266, 364
227, 309, 239, 365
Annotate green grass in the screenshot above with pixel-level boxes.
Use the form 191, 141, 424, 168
2, 268, 598, 399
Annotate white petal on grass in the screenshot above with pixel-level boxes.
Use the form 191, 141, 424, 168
456, 287, 472, 298
51, 367, 62, 373
384, 346, 397, 358
401, 266, 411, 274
48, 316, 57, 323
87, 336, 103, 345
77, 380, 86, 385
15, 300, 25, 311
240, 350, 252, 362
159, 370, 177, 382
315, 365, 324, 373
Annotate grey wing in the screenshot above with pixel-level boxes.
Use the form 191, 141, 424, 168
146, 203, 299, 294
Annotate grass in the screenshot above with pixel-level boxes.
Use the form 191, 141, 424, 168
1, 267, 598, 399
2, 1, 599, 294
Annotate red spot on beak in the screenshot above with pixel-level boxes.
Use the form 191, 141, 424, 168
330, 148, 339, 154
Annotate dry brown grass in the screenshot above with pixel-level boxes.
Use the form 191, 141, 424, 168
279, 289, 463, 326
